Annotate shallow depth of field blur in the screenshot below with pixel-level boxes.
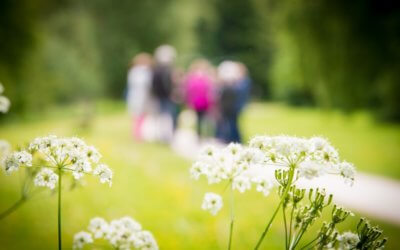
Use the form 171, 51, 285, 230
1, 0, 400, 249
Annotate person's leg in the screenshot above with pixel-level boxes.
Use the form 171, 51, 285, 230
196, 111, 202, 137
231, 114, 241, 143
215, 117, 224, 142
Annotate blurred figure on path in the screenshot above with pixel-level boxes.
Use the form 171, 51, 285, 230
126, 53, 154, 140
184, 59, 216, 139
151, 45, 177, 142
216, 60, 249, 143
235, 62, 251, 114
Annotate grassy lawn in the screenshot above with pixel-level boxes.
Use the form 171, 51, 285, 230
0, 101, 399, 249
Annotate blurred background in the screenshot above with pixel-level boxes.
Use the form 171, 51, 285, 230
1, 0, 400, 249
1, 0, 400, 119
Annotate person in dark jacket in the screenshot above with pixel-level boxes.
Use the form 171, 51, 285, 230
151, 45, 178, 142
215, 61, 251, 143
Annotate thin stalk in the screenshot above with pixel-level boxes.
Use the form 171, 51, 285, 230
0, 197, 27, 220
0, 170, 31, 221
299, 236, 320, 250
291, 226, 307, 249
228, 183, 234, 250
283, 207, 288, 249
288, 204, 295, 247
254, 170, 295, 250
58, 168, 62, 250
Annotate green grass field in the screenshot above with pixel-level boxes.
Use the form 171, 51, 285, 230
0, 101, 399, 249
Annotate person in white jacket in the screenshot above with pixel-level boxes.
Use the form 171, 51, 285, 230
126, 53, 154, 140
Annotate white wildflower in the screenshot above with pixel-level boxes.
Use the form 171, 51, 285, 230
225, 143, 242, 160
190, 162, 206, 180
73, 231, 93, 250
239, 147, 265, 165
88, 217, 109, 239
0, 96, 10, 113
252, 176, 273, 196
0, 140, 11, 166
249, 135, 269, 150
202, 192, 223, 216
5, 135, 112, 188
298, 161, 326, 180
94, 164, 113, 186
4, 151, 32, 174
337, 231, 359, 249
133, 230, 159, 250
106, 217, 142, 248
309, 137, 328, 151
76, 216, 157, 250
86, 146, 101, 163
119, 216, 142, 232
4, 155, 19, 174
199, 145, 218, 159
34, 168, 58, 189
72, 160, 92, 180
337, 161, 356, 185
315, 145, 339, 165
232, 176, 251, 193
14, 150, 32, 166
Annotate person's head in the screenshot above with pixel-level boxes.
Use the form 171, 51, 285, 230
189, 58, 211, 73
154, 44, 177, 65
130, 53, 153, 68
217, 60, 241, 85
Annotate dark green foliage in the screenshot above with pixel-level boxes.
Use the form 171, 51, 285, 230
266, 0, 400, 120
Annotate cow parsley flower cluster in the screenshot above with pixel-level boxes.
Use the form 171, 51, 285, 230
191, 143, 273, 198
248, 135, 356, 184
191, 136, 355, 215
73, 216, 158, 250
3, 135, 113, 188
191, 135, 367, 250
0, 83, 10, 113
336, 231, 359, 249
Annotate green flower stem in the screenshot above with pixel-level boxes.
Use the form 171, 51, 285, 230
290, 224, 309, 249
58, 167, 62, 250
0, 170, 33, 221
254, 170, 295, 250
288, 204, 295, 247
283, 207, 288, 249
0, 196, 27, 220
228, 182, 234, 250
299, 236, 320, 250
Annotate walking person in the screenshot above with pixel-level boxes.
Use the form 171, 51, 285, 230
151, 45, 177, 142
126, 53, 154, 140
184, 59, 216, 139
215, 61, 244, 143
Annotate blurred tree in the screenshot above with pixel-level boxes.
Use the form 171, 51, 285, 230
199, 0, 272, 97
86, 0, 174, 98
266, 0, 400, 119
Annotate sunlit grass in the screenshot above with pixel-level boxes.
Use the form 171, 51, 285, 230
0, 101, 399, 249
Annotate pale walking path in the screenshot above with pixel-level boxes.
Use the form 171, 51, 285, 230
296, 173, 400, 225
173, 135, 400, 226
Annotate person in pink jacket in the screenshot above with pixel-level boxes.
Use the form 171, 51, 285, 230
184, 59, 216, 138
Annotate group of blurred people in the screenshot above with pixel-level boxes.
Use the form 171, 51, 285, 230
126, 45, 251, 145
